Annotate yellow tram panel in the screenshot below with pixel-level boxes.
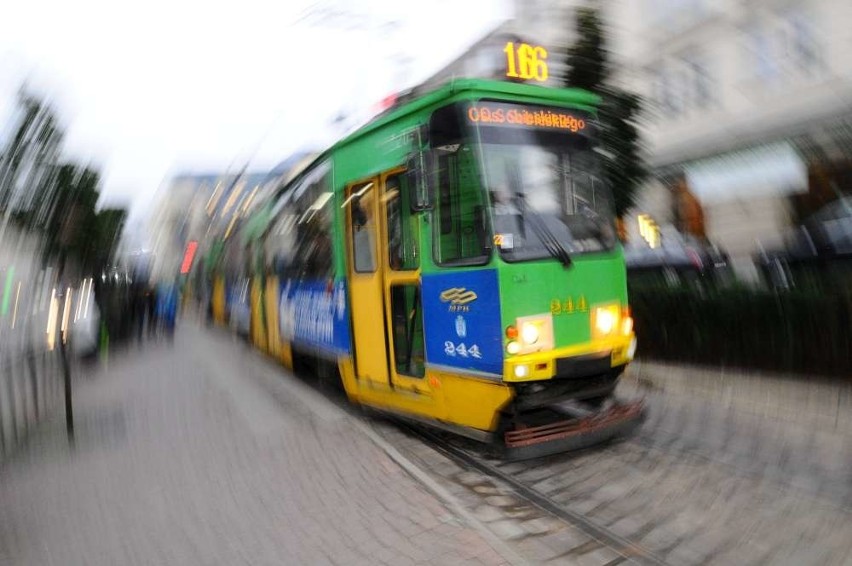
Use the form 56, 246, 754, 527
431, 371, 514, 431
250, 277, 267, 352
339, 357, 513, 433
212, 276, 226, 325
264, 276, 281, 359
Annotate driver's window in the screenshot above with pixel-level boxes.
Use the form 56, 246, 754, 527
564, 150, 601, 216
434, 148, 490, 266
430, 105, 490, 267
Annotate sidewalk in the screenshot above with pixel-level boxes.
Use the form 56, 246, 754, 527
0, 326, 517, 566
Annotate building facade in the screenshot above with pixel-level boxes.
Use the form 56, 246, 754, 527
611, 0, 852, 280
148, 172, 267, 283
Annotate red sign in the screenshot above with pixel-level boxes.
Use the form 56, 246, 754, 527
180, 240, 198, 274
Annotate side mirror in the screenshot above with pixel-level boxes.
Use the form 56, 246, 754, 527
405, 150, 433, 212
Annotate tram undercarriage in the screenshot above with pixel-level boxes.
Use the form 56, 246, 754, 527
496, 366, 645, 460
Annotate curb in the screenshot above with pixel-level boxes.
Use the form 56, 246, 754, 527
355, 420, 531, 566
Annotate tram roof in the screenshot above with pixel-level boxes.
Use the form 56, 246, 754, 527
334, 78, 601, 150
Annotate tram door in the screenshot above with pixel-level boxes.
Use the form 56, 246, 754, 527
345, 171, 426, 391
380, 171, 427, 393
345, 178, 389, 386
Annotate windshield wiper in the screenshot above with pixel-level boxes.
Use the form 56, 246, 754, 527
501, 161, 572, 268
514, 193, 573, 269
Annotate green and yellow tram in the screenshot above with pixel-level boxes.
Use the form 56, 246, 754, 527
213, 70, 642, 457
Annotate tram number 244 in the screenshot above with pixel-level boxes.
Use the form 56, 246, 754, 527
444, 341, 483, 359
504, 42, 549, 82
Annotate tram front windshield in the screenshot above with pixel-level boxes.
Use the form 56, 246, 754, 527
468, 102, 617, 263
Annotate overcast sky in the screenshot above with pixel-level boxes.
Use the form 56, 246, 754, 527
0, 0, 510, 231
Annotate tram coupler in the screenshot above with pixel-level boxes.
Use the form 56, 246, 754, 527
502, 399, 646, 461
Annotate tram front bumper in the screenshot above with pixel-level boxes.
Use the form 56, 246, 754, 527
503, 399, 646, 461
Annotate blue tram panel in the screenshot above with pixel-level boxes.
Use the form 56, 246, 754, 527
279, 279, 351, 355
421, 270, 503, 377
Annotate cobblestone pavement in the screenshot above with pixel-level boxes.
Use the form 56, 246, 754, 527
372, 422, 637, 566
0, 326, 516, 566
375, 362, 852, 566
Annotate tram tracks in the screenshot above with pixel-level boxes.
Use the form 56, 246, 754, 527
398, 423, 672, 566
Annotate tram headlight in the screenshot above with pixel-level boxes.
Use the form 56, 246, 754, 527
511, 314, 554, 353
592, 304, 621, 338
521, 322, 540, 345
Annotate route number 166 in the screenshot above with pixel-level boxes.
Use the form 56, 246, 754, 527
504, 42, 549, 82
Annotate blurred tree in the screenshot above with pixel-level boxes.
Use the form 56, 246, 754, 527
41, 164, 125, 277
0, 87, 63, 236
88, 208, 127, 274
0, 86, 125, 277
564, 7, 646, 220
41, 163, 99, 275
564, 7, 607, 92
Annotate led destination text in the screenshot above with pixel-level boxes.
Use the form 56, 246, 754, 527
467, 105, 587, 133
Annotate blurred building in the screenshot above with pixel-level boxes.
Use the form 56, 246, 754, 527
149, 171, 266, 283
418, 7, 572, 89
612, 0, 852, 281
415, 0, 581, 92
148, 152, 318, 285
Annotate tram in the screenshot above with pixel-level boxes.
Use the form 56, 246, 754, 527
209, 46, 643, 458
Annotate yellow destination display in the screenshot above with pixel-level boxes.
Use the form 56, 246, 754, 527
466, 103, 588, 133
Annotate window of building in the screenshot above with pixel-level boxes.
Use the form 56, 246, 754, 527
653, 65, 671, 114
681, 51, 712, 109
744, 10, 821, 86
748, 25, 779, 83
649, 0, 710, 34
654, 46, 717, 121
780, 8, 820, 73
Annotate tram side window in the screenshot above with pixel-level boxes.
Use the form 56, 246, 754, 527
222, 238, 247, 305
266, 196, 298, 277
390, 284, 425, 378
386, 174, 418, 271
291, 167, 334, 280
434, 147, 489, 266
